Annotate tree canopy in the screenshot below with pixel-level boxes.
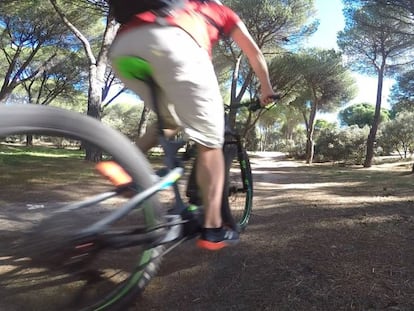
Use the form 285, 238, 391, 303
269, 48, 356, 163
215, 0, 318, 128
338, 1, 414, 167
0, 1, 74, 102
390, 70, 414, 114
339, 103, 390, 128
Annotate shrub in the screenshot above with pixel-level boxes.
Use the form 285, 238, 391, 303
315, 125, 369, 164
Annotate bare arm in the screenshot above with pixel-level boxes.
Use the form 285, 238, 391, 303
230, 21, 276, 105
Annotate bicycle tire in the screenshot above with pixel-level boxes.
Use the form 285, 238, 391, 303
0, 104, 165, 311
222, 137, 253, 231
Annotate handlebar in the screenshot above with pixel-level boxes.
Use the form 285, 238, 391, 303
226, 94, 281, 112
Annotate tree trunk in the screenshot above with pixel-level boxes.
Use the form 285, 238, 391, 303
364, 131, 375, 167
0, 86, 12, 103
305, 100, 317, 164
85, 65, 104, 162
49, 0, 119, 162
26, 135, 33, 146
228, 55, 242, 129
364, 65, 385, 168
137, 106, 151, 137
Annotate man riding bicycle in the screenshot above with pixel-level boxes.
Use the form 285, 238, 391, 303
109, 0, 276, 250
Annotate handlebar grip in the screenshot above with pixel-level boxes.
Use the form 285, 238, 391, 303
249, 94, 281, 112
249, 102, 262, 112
269, 94, 281, 101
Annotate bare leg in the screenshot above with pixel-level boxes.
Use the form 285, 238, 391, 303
196, 144, 224, 228
136, 122, 178, 153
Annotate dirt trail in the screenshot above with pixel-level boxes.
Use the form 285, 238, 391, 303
134, 153, 414, 311
1, 152, 413, 310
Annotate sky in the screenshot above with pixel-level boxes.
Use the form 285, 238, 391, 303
306, 0, 394, 109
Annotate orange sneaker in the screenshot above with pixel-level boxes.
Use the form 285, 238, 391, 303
196, 227, 239, 251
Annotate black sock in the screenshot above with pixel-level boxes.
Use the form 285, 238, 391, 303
202, 227, 223, 233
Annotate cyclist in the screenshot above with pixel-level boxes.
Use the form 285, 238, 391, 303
109, 0, 276, 250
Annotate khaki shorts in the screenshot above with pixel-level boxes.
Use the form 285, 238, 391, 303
109, 24, 224, 148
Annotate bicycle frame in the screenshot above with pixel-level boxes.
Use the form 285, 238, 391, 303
76, 76, 201, 250
40, 91, 254, 253
76, 53, 264, 251
51, 77, 199, 255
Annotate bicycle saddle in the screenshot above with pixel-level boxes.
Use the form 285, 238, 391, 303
113, 56, 154, 82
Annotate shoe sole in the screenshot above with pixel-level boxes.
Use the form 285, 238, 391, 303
196, 238, 239, 251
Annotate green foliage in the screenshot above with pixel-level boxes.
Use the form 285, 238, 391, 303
0, 143, 83, 159
215, 0, 318, 133
0, 0, 95, 103
256, 107, 281, 151
338, 1, 414, 167
339, 103, 390, 128
25, 50, 87, 104
53, 0, 107, 42
342, 0, 414, 19
223, 0, 317, 48
283, 130, 307, 159
315, 125, 369, 164
270, 49, 356, 115
0, 1, 66, 41
50, 92, 88, 112
269, 48, 356, 163
268, 53, 304, 102
389, 70, 414, 114
298, 49, 357, 110
102, 102, 145, 141
338, 2, 414, 76
314, 119, 337, 132
378, 112, 414, 158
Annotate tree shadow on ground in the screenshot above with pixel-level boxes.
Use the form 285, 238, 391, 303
134, 200, 414, 311
133, 159, 414, 311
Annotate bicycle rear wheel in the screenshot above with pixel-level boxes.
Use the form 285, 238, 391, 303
0, 104, 165, 311
222, 136, 253, 231
185, 137, 253, 230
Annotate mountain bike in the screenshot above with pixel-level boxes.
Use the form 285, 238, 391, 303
0, 56, 277, 310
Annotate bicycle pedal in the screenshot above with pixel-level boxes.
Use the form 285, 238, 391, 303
181, 205, 203, 237
155, 167, 169, 178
